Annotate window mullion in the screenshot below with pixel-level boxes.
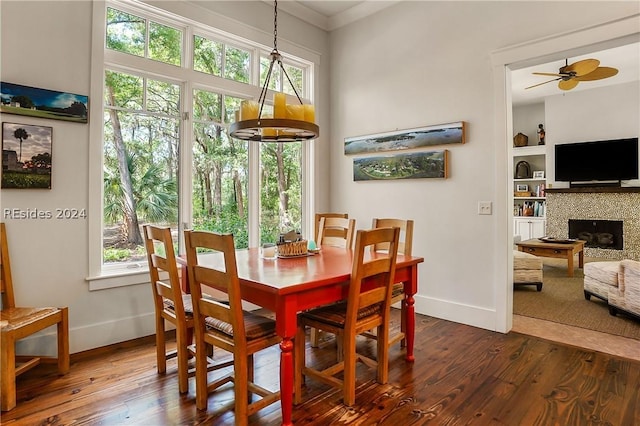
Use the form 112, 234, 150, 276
179, 81, 193, 253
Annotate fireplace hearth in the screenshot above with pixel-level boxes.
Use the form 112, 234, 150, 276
568, 219, 623, 250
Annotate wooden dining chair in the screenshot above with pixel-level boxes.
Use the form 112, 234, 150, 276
294, 226, 400, 406
184, 230, 281, 422
143, 224, 203, 394
367, 218, 414, 348
1, 222, 69, 411
316, 216, 355, 249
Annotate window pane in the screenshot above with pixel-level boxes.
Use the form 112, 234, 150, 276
106, 8, 145, 57
147, 79, 180, 115
224, 46, 250, 83
224, 96, 242, 124
149, 22, 182, 66
193, 35, 222, 76
104, 71, 143, 110
192, 122, 248, 248
283, 64, 303, 97
103, 73, 179, 264
193, 89, 222, 122
260, 142, 302, 244
260, 56, 280, 91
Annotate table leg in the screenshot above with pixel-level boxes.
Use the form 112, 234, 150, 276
578, 248, 584, 268
567, 250, 574, 278
405, 294, 415, 362
279, 337, 294, 426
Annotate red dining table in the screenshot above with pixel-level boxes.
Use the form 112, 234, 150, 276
180, 245, 424, 426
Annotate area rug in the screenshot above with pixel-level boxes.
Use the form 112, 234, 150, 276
513, 258, 640, 340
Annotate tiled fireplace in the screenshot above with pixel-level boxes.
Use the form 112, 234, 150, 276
546, 188, 640, 260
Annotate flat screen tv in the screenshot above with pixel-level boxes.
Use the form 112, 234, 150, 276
555, 137, 639, 184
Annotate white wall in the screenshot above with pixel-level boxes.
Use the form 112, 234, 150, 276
545, 81, 640, 187
328, 1, 639, 330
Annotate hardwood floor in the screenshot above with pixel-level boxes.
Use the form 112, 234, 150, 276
2, 310, 639, 425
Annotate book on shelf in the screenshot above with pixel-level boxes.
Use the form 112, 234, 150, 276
514, 200, 545, 217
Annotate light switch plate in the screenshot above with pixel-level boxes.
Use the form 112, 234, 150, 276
478, 201, 492, 215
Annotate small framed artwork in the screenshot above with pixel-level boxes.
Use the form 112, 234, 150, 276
516, 184, 529, 192
2, 122, 53, 189
1, 81, 88, 123
533, 170, 545, 179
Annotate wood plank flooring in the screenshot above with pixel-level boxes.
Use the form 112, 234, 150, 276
2, 310, 639, 425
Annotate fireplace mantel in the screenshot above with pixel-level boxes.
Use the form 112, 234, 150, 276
546, 187, 640, 194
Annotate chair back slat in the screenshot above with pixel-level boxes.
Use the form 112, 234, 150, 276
371, 218, 413, 256
1, 222, 16, 309
318, 217, 356, 249
315, 213, 348, 242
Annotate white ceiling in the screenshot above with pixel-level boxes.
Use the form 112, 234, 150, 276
271, 1, 397, 31
275, 1, 639, 105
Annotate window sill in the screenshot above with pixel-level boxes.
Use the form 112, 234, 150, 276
86, 263, 151, 291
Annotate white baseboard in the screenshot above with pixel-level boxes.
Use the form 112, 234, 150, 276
414, 294, 500, 332
16, 312, 157, 356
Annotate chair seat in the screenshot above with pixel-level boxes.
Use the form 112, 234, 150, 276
0, 307, 61, 330
301, 302, 381, 328
163, 294, 195, 316
205, 310, 276, 340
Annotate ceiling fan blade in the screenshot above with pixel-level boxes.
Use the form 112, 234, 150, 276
575, 67, 619, 81
533, 72, 565, 77
562, 58, 600, 76
558, 79, 579, 91
525, 78, 561, 90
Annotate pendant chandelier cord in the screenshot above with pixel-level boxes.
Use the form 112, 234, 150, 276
257, 0, 304, 120
273, 0, 278, 52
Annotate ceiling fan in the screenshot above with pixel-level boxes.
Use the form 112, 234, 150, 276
525, 58, 618, 91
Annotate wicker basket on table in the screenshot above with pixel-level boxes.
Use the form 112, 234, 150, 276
277, 240, 308, 257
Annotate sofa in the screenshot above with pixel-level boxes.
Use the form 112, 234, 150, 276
584, 259, 640, 319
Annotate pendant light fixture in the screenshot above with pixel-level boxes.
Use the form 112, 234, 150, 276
229, 0, 319, 142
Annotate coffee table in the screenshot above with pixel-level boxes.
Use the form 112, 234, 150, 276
516, 238, 586, 277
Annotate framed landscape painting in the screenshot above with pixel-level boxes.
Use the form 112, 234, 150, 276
2, 122, 53, 189
0, 81, 88, 123
345, 121, 465, 155
353, 150, 449, 181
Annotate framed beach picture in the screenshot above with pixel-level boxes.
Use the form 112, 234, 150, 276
353, 150, 449, 181
2, 122, 53, 189
345, 121, 465, 155
0, 81, 88, 123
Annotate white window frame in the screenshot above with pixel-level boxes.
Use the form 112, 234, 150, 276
87, 0, 317, 290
